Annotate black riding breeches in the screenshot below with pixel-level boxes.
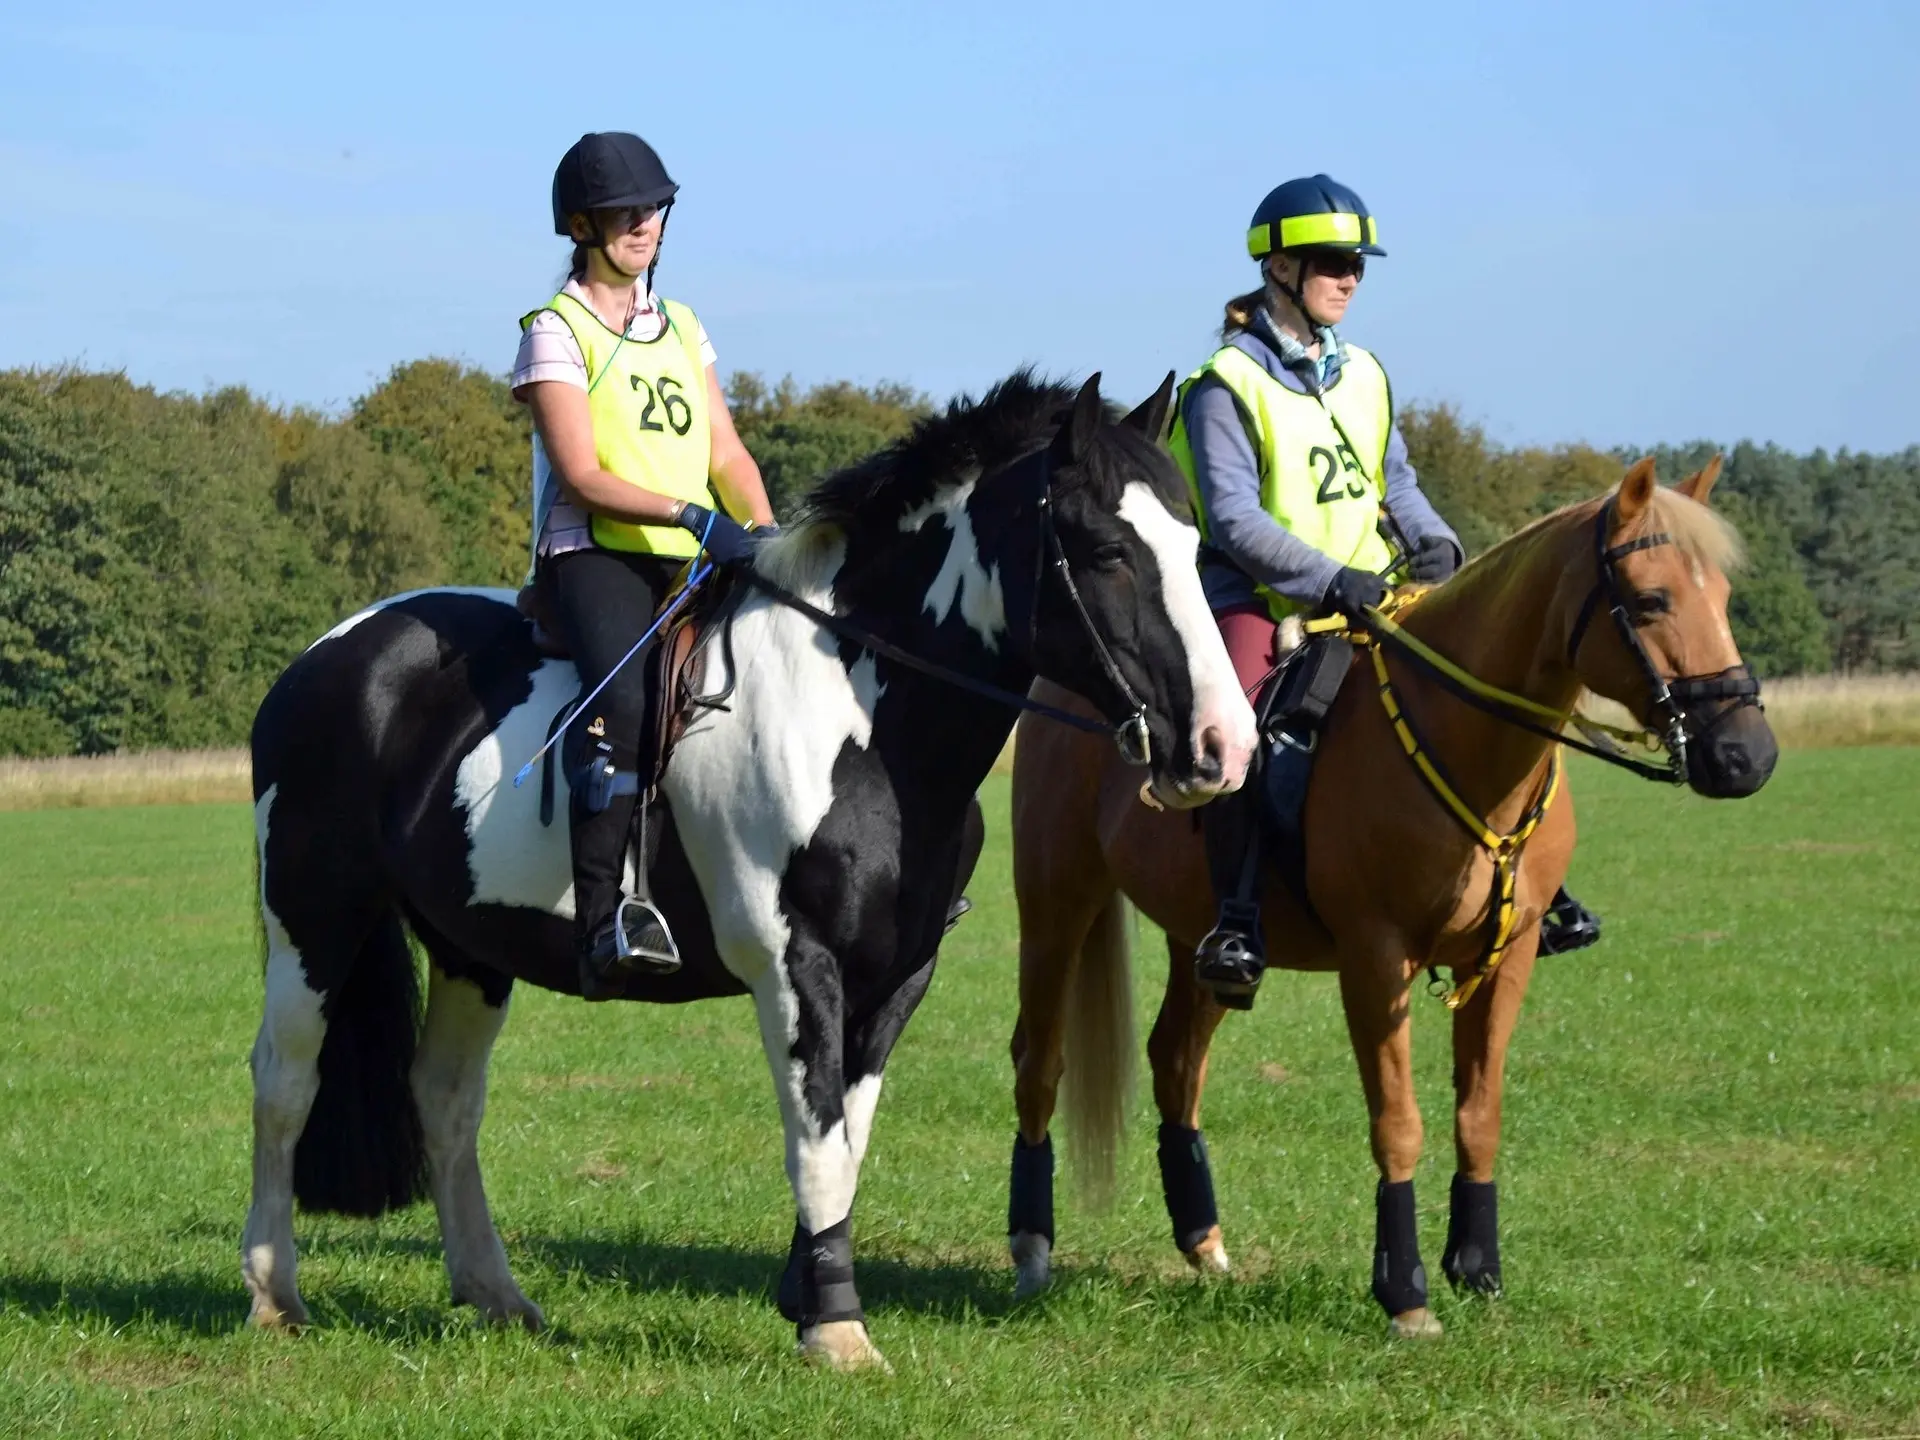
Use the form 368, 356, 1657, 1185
544, 546, 683, 942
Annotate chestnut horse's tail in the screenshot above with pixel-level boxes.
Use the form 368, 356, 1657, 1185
1061, 891, 1136, 1207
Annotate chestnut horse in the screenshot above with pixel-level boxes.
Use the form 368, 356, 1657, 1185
1004, 457, 1779, 1338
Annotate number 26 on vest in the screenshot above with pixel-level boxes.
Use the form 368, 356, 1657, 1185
629, 374, 695, 437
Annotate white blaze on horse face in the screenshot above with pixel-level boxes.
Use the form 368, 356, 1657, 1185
899, 480, 1007, 649
1115, 481, 1257, 796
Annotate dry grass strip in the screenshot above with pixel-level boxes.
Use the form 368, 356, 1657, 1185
1, 676, 1912, 806
0, 748, 251, 811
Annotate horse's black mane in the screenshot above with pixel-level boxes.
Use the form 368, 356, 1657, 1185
799, 368, 1135, 531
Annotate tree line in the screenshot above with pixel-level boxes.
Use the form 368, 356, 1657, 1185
0, 362, 1911, 755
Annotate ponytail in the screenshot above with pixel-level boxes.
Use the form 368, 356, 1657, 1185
1220, 288, 1267, 339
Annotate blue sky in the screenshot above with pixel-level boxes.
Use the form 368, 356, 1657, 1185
2, 0, 1915, 452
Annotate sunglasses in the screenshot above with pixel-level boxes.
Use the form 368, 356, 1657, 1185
1304, 251, 1366, 280
598, 203, 665, 233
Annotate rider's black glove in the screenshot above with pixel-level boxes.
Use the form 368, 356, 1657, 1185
1407, 534, 1461, 583
674, 503, 766, 567
1322, 566, 1390, 621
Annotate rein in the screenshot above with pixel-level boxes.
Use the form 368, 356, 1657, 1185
1335, 495, 1763, 1007
739, 469, 1155, 767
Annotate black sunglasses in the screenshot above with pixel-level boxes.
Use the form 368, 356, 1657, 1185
1304, 251, 1366, 280
597, 203, 665, 233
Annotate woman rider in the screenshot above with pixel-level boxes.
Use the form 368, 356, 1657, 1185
1168, 174, 1600, 1008
511, 131, 775, 1000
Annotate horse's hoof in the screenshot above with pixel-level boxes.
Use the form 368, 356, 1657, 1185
1387, 1307, 1444, 1340
1183, 1226, 1232, 1277
1011, 1231, 1052, 1299
453, 1278, 545, 1333
474, 1294, 545, 1333
247, 1296, 310, 1333
797, 1320, 892, 1373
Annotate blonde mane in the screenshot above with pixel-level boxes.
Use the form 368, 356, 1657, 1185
1452, 480, 1745, 587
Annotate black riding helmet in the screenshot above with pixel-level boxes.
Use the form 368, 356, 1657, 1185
551, 132, 679, 235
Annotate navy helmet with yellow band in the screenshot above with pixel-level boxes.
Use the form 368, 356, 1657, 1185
1247, 175, 1385, 258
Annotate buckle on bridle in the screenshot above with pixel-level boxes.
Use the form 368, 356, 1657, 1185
1115, 710, 1153, 768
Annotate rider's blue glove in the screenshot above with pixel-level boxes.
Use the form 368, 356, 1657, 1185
674, 503, 767, 567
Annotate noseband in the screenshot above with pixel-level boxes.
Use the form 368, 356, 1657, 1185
1564, 499, 1763, 781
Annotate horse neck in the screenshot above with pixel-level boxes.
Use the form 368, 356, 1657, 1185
792, 506, 1037, 792
1395, 515, 1589, 820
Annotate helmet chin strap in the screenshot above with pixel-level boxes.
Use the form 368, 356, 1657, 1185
592, 202, 673, 290
1266, 255, 1330, 333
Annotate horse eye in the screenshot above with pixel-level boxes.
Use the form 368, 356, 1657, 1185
1092, 543, 1128, 571
1632, 590, 1671, 623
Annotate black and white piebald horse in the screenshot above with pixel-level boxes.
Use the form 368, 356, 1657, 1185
242, 371, 1256, 1369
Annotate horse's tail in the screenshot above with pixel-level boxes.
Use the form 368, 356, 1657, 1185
291, 908, 427, 1217
1061, 891, 1136, 1208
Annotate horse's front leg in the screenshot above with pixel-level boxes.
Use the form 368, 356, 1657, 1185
753, 943, 889, 1373
1147, 938, 1233, 1275
1338, 952, 1441, 1339
1444, 941, 1540, 1298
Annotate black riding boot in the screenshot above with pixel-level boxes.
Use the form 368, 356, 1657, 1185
1194, 783, 1265, 1010
571, 746, 680, 1001
1539, 885, 1601, 956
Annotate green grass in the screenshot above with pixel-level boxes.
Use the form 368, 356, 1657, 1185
0, 753, 1915, 1437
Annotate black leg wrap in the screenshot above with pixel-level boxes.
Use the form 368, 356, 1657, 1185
775, 1216, 863, 1331
1008, 1134, 1055, 1242
1157, 1123, 1221, 1254
1372, 1179, 1429, 1316
1441, 1174, 1502, 1295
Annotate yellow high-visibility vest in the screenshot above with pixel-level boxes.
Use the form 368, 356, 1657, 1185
521, 291, 712, 557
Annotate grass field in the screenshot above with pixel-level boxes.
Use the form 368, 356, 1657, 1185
0, 754, 1915, 1437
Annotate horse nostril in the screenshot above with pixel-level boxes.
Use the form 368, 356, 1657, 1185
1196, 725, 1226, 784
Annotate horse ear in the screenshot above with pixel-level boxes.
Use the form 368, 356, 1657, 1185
1677, 453, 1724, 506
1122, 371, 1176, 440
1615, 456, 1658, 526
1051, 372, 1105, 467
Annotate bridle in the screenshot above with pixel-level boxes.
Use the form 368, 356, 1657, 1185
743, 451, 1157, 768
1563, 497, 1763, 782
1029, 480, 1154, 767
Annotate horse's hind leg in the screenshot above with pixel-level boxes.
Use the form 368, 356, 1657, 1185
1147, 938, 1233, 1275
1444, 943, 1539, 1300
242, 934, 328, 1330
408, 955, 541, 1331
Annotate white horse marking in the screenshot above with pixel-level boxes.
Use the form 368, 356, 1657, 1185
666, 538, 884, 989
899, 480, 1006, 648
242, 784, 327, 1329
455, 657, 586, 919
309, 586, 515, 650
1116, 482, 1257, 797
410, 967, 541, 1330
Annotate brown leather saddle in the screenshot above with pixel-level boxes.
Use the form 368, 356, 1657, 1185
520, 572, 739, 826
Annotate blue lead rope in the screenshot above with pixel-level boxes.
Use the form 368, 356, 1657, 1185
511, 511, 718, 790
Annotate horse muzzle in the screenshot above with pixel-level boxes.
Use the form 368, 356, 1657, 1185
1683, 701, 1779, 799
1140, 687, 1257, 810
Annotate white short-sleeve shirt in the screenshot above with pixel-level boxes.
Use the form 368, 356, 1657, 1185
512, 280, 718, 566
